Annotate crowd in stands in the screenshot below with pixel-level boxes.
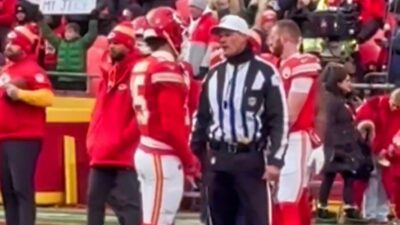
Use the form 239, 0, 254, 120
0, 0, 394, 87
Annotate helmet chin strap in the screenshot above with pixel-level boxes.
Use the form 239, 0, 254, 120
162, 31, 180, 58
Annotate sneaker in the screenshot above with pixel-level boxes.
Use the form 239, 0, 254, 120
315, 207, 337, 224
343, 208, 369, 224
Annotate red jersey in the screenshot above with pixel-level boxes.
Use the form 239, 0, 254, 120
130, 50, 195, 167
279, 53, 321, 132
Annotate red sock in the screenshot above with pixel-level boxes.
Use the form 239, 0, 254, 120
279, 203, 302, 225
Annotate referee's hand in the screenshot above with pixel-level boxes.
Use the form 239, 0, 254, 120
262, 165, 280, 182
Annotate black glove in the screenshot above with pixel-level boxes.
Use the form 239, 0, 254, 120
90, 9, 99, 20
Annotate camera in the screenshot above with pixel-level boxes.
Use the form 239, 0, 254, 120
297, 3, 361, 41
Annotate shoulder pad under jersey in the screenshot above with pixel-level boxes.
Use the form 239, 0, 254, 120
150, 60, 186, 85
284, 54, 321, 79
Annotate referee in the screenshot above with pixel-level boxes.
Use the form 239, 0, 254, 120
191, 15, 289, 225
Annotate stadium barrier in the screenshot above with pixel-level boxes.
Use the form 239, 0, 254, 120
47, 71, 101, 96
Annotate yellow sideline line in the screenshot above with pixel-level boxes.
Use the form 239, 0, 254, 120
64, 136, 78, 205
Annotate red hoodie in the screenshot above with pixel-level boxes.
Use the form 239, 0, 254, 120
86, 52, 141, 168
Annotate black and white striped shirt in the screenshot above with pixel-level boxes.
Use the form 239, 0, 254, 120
191, 49, 289, 168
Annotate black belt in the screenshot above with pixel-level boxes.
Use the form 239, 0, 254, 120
210, 141, 263, 153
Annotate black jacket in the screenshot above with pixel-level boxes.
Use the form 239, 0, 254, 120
323, 83, 363, 173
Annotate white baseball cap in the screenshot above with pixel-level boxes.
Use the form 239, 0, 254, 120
211, 15, 250, 36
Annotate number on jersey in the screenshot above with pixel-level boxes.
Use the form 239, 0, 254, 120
131, 75, 149, 125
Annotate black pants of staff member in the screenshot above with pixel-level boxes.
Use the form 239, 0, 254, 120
87, 167, 142, 225
0, 139, 42, 225
319, 171, 354, 207
208, 150, 271, 225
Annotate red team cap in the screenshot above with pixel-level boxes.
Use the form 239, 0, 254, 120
144, 7, 184, 55
131, 16, 149, 37
108, 21, 136, 50
7, 24, 38, 53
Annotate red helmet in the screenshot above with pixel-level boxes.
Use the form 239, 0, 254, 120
144, 7, 184, 55
132, 16, 149, 37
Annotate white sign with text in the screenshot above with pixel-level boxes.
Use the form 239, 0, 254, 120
39, 0, 96, 15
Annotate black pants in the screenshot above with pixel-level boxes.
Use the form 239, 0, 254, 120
208, 150, 270, 225
319, 171, 354, 207
87, 167, 142, 225
0, 139, 42, 225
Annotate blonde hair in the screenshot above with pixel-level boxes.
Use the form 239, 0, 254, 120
390, 88, 400, 105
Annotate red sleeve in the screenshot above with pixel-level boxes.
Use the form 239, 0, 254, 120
0, 0, 16, 26
157, 82, 195, 167
355, 97, 379, 124
27, 66, 52, 90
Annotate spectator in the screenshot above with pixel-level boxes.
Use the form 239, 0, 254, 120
316, 62, 367, 224
121, 3, 144, 21
259, 9, 278, 35
98, 0, 134, 20
15, 1, 38, 26
37, 10, 98, 73
0, 0, 16, 51
37, 15, 65, 70
209, 0, 243, 20
182, 0, 218, 79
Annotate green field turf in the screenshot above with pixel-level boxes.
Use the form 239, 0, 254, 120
0, 208, 387, 225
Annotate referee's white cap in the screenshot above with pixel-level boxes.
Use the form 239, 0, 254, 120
211, 15, 250, 36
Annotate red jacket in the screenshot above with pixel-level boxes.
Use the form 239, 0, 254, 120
0, 0, 16, 27
0, 56, 52, 140
356, 96, 400, 154
183, 11, 218, 76
86, 52, 141, 168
